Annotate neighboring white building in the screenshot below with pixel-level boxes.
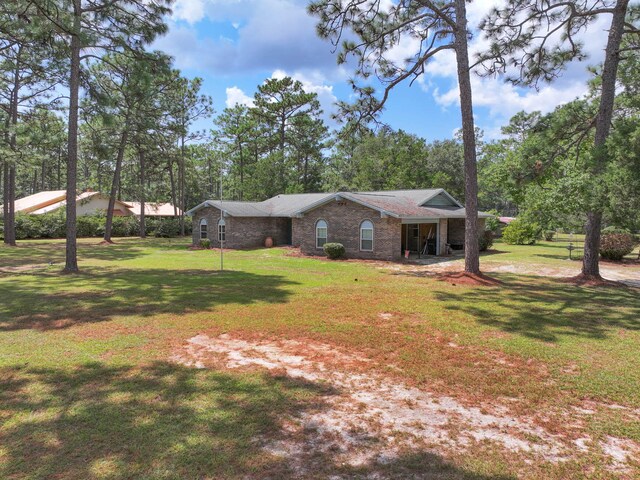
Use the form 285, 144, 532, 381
10, 190, 134, 217
124, 202, 182, 217
9, 190, 181, 218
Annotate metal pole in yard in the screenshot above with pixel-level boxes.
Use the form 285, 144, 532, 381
220, 170, 223, 271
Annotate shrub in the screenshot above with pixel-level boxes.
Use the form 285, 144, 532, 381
478, 230, 494, 252
112, 216, 139, 237
484, 210, 501, 233
602, 225, 631, 234
599, 233, 636, 261
323, 242, 345, 259
501, 219, 542, 245
199, 238, 211, 249
153, 218, 181, 237
77, 215, 104, 237
3, 212, 189, 240
544, 230, 555, 241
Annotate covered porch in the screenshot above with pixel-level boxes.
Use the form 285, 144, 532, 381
400, 219, 442, 258
400, 218, 466, 258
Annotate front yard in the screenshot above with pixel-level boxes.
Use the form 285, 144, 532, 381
1, 238, 639, 479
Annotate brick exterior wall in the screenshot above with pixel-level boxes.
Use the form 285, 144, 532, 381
191, 206, 289, 249
190, 202, 486, 260
292, 199, 402, 261
448, 218, 465, 247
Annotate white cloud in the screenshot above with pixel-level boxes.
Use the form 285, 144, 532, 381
172, 0, 206, 24
225, 86, 254, 108
156, 0, 342, 77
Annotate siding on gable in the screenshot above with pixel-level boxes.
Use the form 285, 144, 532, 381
292, 198, 402, 261
424, 192, 457, 207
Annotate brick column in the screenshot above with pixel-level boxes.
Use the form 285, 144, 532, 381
438, 218, 448, 255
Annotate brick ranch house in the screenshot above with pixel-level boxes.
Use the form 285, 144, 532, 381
187, 189, 491, 261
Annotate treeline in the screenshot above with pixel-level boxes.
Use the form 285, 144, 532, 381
479, 49, 640, 234
1, 0, 639, 277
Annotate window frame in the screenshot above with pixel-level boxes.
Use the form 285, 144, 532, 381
360, 220, 374, 252
315, 219, 328, 249
199, 218, 208, 240
218, 218, 226, 242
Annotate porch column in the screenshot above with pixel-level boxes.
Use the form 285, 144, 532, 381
438, 218, 448, 255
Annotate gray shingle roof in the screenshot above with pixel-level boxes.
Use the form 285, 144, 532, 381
186, 189, 491, 219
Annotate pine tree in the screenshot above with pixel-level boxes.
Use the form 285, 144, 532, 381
479, 0, 640, 280
309, 0, 483, 273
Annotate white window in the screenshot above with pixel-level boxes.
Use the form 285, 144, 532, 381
360, 220, 373, 251
199, 218, 208, 239
316, 219, 327, 248
218, 218, 226, 242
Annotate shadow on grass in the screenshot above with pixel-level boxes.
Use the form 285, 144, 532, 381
533, 253, 581, 262
0, 239, 154, 268
0, 268, 298, 331
431, 274, 640, 342
0, 362, 515, 480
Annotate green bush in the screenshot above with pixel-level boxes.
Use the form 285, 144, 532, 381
4, 212, 187, 240
199, 238, 211, 249
478, 230, 494, 252
15, 214, 44, 240
602, 226, 631, 234
544, 230, 555, 241
153, 218, 181, 237
599, 233, 636, 261
77, 215, 104, 237
112, 216, 139, 237
502, 219, 542, 245
323, 242, 346, 259
485, 210, 501, 233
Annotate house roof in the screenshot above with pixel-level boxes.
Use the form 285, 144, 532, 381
11, 190, 133, 215
187, 189, 492, 220
12, 190, 67, 214
125, 202, 182, 217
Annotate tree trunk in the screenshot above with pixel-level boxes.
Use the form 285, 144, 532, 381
64, 8, 81, 273
57, 147, 62, 189
168, 158, 178, 217
2, 162, 7, 244
139, 147, 146, 238
454, 0, 480, 274
7, 164, 15, 246
581, 0, 629, 279
179, 136, 185, 235
238, 140, 244, 200
3, 46, 22, 247
104, 128, 128, 243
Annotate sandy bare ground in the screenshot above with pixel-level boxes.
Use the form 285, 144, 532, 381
383, 258, 640, 287
171, 334, 639, 476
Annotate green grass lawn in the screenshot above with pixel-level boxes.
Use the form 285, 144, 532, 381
1, 238, 639, 479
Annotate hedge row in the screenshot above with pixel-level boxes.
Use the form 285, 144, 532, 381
0, 213, 191, 240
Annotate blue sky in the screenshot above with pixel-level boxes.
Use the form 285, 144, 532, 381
152, 0, 610, 141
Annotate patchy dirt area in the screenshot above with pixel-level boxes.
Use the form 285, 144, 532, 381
382, 258, 640, 288
0, 263, 51, 274
171, 334, 639, 476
